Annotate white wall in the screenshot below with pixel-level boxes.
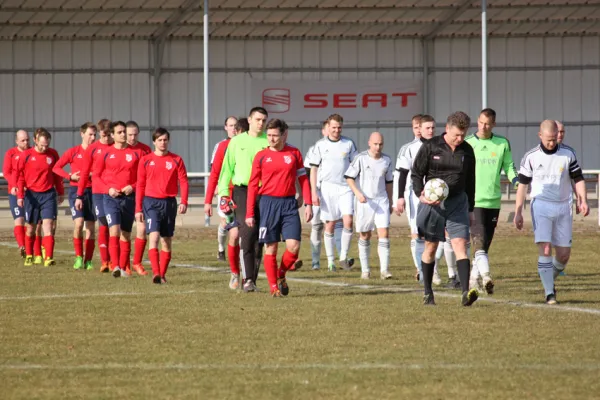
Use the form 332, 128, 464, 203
1, 37, 599, 172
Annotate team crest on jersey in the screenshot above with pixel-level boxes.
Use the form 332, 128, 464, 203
126, 154, 133, 162
46, 157, 52, 164
283, 155, 292, 164
166, 161, 173, 170
15, 156, 19, 160
150, 161, 155, 166
491, 152, 497, 157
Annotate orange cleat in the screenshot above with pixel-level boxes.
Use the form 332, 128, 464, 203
100, 262, 110, 273
132, 263, 148, 276
108, 261, 115, 272
123, 266, 132, 277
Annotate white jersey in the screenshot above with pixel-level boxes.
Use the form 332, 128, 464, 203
519, 144, 581, 203
344, 151, 394, 199
393, 138, 422, 200
310, 136, 358, 186
304, 144, 322, 189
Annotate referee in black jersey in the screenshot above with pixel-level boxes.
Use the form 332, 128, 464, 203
411, 111, 479, 306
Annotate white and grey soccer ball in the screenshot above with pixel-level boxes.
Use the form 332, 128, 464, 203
424, 178, 449, 202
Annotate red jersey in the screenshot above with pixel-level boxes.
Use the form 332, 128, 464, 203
205, 138, 233, 203
17, 147, 64, 198
136, 152, 189, 213
3, 147, 29, 194
93, 146, 143, 194
130, 141, 152, 155
53, 144, 91, 188
246, 145, 311, 218
77, 141, 113, 195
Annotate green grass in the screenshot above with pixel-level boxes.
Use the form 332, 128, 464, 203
1, 230, 600, 399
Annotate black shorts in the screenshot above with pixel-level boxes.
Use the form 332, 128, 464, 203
471, 207, 500, 252
417, 192, 470, 243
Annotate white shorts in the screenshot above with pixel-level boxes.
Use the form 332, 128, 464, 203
319, 182, 354, 222
531, 198, 573, 247
355, 197, 390, 233
404, 189, 420, 235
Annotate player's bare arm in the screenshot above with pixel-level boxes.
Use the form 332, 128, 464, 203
310, 165, 320, 206
347, 177, 366, 203
513, 182, 528, 230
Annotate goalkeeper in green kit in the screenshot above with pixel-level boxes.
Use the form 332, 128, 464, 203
465, 108, 518, 294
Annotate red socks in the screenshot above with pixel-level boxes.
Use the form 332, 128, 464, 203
34, 235, 42, 257
25, 235, 34, 256
85, 239, 95, 262
109, 237, 120, 268
148, 248, 160, 276
133, 238, 147, 265
120, 240, 131, 270
278, 250, 298, 279
73, 238, 83, 257
159, 251, 171, 277
227, 244, 240, 275
42, 236, 54, 259
13, 226, 25, 248
264, 254, 278, 292
98, 225, 109, 264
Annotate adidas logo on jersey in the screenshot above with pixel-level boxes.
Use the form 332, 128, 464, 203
481, 145, 488, 151
536, 164, 544, 170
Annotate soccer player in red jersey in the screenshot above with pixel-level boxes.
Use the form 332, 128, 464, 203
75, 119, 114, 272
16, 128, 64, 267
53, 122, 97, 270
136, 128, 189, 284
87, 121, 143, 278
246, 119, 313, 297
3, 130, 31, 258
126, 121, 152, 276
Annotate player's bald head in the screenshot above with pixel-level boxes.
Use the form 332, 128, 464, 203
540, 120, 558, 135
555, 120, 565, 143
368, 132, 384, 156
15, 129, 28, 140
369, 131, 383, 144
538, 120, 559, 150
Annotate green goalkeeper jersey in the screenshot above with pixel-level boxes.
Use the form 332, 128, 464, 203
465, 133, 518, 209
217, 131, 268, 196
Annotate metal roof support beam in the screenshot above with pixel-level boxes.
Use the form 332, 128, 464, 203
152, 39, 165, 129
152, 0, 199, 42
424, 0, 473, 40
422, 39, 430, 114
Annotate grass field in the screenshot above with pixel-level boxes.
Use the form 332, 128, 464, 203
1, 229, 600, 399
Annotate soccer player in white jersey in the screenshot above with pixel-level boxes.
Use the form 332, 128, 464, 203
514, 120, 589, 305
310, 114, 358, 272
345, 132, 394, 279
393, 115, 444, 283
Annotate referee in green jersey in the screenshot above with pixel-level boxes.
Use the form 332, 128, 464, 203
218, 107, 269, 292
465, 108, 518, 295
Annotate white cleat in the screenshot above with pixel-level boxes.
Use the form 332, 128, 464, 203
432, 269, 442, 286
229, 273, 240, 290
112, 267, 122, 278
380, 271, 393, 280
361, 271, 370, 280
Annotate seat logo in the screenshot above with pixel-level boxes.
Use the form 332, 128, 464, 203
262, 89, 290, 113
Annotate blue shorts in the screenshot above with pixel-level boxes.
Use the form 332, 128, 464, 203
24, 189, 57, 224
143, 196, 177, 237
103, 194, 136, 232
93, 193, 107, 220
8, 194, 24, 220
258, 196, 301, 244
68, 187, 96, 222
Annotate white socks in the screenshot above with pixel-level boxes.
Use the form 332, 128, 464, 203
358, 239, 370, 273
414, 238, 424, 278
334, 221, 343, 256
552, 257, 566, 279
444, 238, 457, 278
310, 223, 323, 265
538, 256, 555, 296
340, 228, 353, 261
324, 232, 335, 265
217, 226, 227, 252
475, 250, 490, 277
378, 238, 390, 273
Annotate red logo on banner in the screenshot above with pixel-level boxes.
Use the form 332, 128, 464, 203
262, 89, 290, 113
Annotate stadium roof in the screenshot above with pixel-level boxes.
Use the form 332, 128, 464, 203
1, 0, 600, 40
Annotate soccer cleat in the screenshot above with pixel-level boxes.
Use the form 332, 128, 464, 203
84, 261, 93, 270
311, 262, 320, 270
229, 274, 240, 290
462, 289, 479, 306
339, 259, 351, 271
483, 276, 494, 295
132, 264, 148, 276
380, 271, 393, 280
470, 278, 483, 293
108, 261, 115, 272
73, 256, 84, 270
423, 293, 436, 305
546, 293, 558, 305
278, 277, 289, 296
445, 277, 461, 289
271, 288, 283, 298
243, 280, 257, 293
348, 258, 355, 267
33, 256, 43, 265
123, 266, 132, 277
328, 263, 337, 272
361, 271, 370, 280
24, 256, 33, 266
161, 276, 168, 284
152, 275, 162, 284
19, 247, 26, 258
43, 258, 56, 267
41, 246, 46, 260
414, 271, 421, 282
100, 262, 110, 273
112, 267, 122, 278
432, 270, 442, 286
217, 251, 226, 262
290, 260, 303, 271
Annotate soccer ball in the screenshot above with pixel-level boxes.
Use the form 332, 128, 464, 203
423, 178, 449, 202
